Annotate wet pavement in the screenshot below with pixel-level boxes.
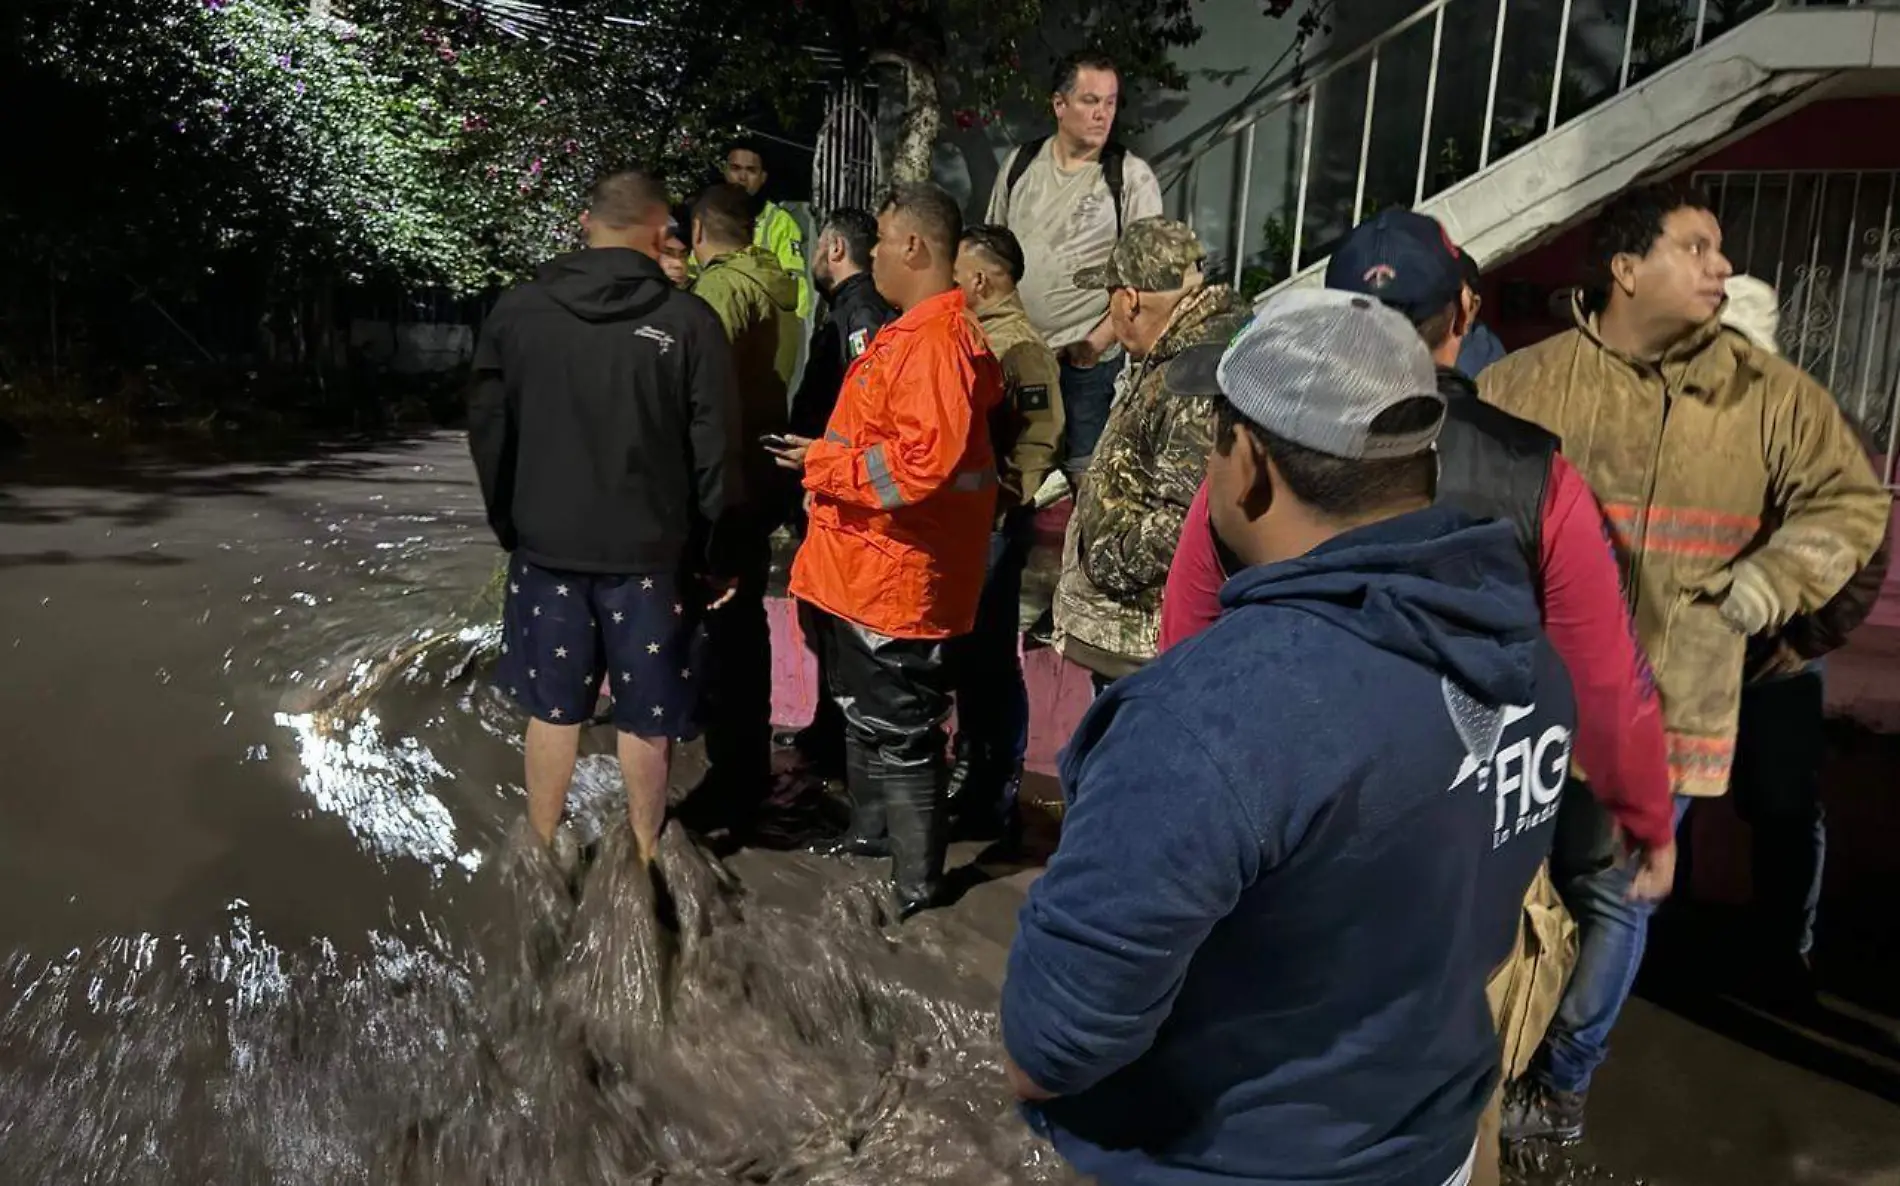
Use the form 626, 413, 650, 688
1, 429, 1897, 1183
0, 434, 505, 954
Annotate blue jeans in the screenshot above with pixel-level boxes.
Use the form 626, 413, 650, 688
952, 512, 1034, 774
1060, 353, 1125, 481
1540, 795, 1692, 1094
1730, 662, 1827, 958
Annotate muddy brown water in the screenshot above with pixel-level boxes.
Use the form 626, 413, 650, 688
3, 430, 1895, 1185
0, 431, 1071, 1183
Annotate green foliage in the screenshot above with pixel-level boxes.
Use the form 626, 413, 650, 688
4, 0, 1217, 368
4, 0, 808, 302
1238, 213, 1296, 299
812, 0, 1204, 135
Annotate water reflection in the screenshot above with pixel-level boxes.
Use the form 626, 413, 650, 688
271, 706, 479, 875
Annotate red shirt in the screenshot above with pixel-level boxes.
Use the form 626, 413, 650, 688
1159, 456, 1676, 852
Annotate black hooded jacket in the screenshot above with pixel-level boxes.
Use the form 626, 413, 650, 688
468, 247, 742, 574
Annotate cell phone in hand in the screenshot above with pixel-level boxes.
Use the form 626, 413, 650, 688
759, 433, 792, 450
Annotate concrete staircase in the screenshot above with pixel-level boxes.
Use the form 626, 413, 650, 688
1149, 1, 1900, 296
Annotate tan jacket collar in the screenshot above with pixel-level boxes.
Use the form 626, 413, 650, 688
975, 290, 1032, 331
1571, 290, 1736, 399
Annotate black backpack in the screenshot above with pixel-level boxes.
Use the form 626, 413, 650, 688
1002, 136, 1128, 237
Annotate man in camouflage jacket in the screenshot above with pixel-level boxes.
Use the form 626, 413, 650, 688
1053, 218, 1250, 680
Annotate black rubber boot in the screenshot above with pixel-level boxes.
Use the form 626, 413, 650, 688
1500, 1077, 1587, 1145
807, 739, 889, 859
885, 760, 949, 919
993, 762, 1025, 853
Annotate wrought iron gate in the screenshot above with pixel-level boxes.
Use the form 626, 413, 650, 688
1697, 168, 1900, 484
811, 80, 881, 224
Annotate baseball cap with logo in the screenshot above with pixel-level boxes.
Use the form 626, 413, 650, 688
1167, 287, 1444, 460
1073, 217, 1207, 292
1323, 209, 1465, 324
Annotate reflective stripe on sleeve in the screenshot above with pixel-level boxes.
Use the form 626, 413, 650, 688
866, 444, 905, 509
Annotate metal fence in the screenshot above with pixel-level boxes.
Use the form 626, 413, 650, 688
1152, 0, 1776, 291
812, 80, 881, 224
1699, 168, 1900, 485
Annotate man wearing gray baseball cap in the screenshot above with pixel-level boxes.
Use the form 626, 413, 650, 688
1002, 288, 1577, 1186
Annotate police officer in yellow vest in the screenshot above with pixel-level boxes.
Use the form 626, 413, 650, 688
723, 138, 813, 321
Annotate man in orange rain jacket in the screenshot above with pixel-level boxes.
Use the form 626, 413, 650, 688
768, 182, 1003, 918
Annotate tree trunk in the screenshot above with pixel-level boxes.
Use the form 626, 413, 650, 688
872, 50, 940, 184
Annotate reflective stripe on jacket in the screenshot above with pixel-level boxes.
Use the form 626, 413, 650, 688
1479, 299, 1889, 796
791, 287, 1004, 638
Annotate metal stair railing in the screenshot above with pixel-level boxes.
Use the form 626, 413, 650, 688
1152, 0, 1783, 290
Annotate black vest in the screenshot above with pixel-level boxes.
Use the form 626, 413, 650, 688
1433, 367, 1556, 572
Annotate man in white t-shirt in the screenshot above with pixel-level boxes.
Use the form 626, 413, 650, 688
987, 52, 1164, 485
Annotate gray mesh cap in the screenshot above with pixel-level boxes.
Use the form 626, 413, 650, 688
1169, 287, 1444, 460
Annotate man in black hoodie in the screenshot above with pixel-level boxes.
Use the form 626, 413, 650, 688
467, 169, 743, 864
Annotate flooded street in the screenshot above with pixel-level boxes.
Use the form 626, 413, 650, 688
0, 433, 509, 954
2, 430, 1897, 1184
0, 431, 1063, 1184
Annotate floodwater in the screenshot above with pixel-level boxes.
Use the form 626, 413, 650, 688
0, 431, 1065, 1184
3, 429, 1897, 1185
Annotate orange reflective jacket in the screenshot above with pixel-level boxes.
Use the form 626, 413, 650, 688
791, 287, 1004, 638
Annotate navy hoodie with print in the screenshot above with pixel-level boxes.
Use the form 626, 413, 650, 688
1002, 506, 1574, 1186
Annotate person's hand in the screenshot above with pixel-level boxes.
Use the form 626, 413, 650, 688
802, 490, 815, 514
1626, 840, 1678, 904
1004, 1054, 1057, 1102
1702, 559, 1781, 636
766, 433, 813, 472
1059, 339, 1101, 370
704, 575, 739, 610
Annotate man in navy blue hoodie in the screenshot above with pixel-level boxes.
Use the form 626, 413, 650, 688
1001, 287, 1576, 1186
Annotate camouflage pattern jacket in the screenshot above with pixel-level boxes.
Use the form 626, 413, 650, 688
1481, 303, 1889, 796
1054, 284, 1250, 673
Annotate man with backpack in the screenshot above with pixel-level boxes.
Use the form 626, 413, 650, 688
986, 50, 1163, 487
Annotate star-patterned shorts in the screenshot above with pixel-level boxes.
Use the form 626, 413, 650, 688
497, 559, 705, 738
